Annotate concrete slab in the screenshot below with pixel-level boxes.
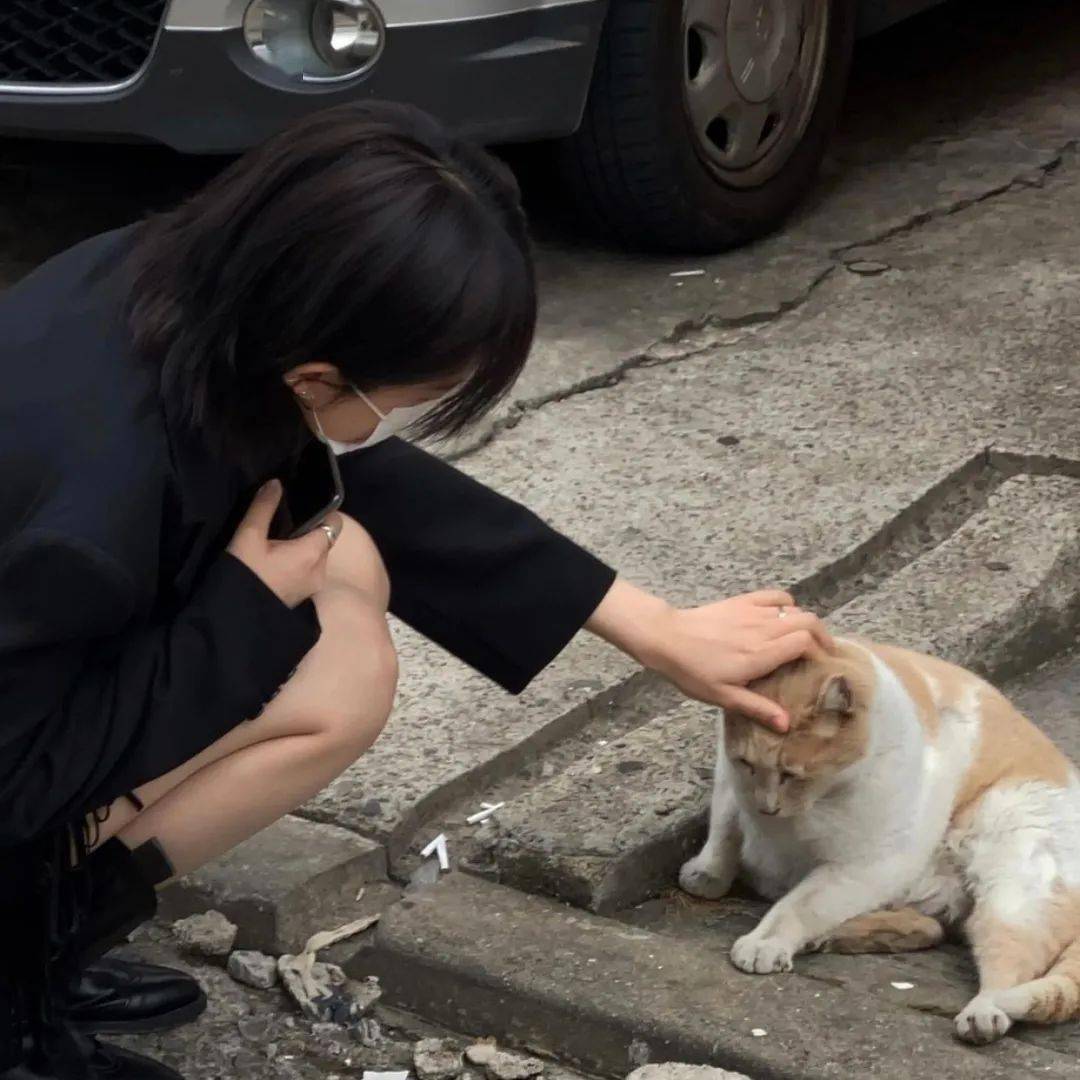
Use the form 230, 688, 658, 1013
368, 873, 1077, 1080
308, 158, 1080, 866
487, 474, 1080, 913
833, 474, 1080, 680
491, 700, 715, 913
159, 816, 394, 955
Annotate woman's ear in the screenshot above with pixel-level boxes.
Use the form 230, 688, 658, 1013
283, 362, 344, 406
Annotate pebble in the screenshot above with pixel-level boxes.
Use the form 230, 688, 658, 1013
413, 1038, 465, 1080
227, 949, 279, 990
464, 1040, 498, 1066
354, 1017, 383, 1048
483, 1050, 545, 1080
172, 911, 239, 959
627, 1067, 752, 1080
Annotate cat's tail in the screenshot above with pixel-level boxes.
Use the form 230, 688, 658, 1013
993, 935, 1080, 1024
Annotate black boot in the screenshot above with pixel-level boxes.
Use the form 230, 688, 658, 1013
2, 1030, 185, 1080
63, 958, 206, 1036
62, 841, 205, 1036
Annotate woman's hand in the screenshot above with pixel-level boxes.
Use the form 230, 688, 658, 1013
585, 579, 834, 732
227, 480, 341, 608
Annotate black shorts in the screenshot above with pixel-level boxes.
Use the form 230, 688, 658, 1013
0, 693, 249, 846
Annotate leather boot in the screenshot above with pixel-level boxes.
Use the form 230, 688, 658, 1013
63, 958, 206, 1036
62, 841, 205, 1036
2, 1032, 185, 1080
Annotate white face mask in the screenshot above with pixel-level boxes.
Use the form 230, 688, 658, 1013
321, 387, 451, 456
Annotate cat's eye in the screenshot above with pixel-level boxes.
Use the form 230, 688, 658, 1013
779, 770, 799, 783
738, 757, 755, 774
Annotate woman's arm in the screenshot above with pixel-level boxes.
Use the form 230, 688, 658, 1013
585, 578, 834, 730
338, 440, 831, 723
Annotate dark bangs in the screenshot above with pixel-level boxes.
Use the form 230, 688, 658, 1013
125, 101, 537, 473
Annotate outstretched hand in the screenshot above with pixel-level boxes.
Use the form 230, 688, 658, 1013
586, 580, 834, 731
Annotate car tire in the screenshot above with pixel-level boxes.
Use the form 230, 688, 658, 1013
559, 0, 858, 253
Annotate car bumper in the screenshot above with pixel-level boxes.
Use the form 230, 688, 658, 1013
0, 0, 608, 153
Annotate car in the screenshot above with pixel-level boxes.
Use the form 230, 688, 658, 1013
0, 0, 944, 252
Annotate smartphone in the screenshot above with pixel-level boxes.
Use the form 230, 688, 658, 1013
269, 439, 345, 541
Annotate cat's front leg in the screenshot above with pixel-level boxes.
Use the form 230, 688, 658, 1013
732, 857, 913, 975
679, 755, 741, 900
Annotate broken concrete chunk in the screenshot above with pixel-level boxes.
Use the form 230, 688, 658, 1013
413, 1037, 465, 1080
227, 949, 278, 990
353, 1017, 383, 1048
464, 1040, 498, 1066
278, 955, 382, 1023
627, 1066, 751, 1080
172, 910, 238, 958
483, 1050, 545, 1080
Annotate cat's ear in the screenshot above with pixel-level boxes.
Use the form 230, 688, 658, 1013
816, 674, 855, 717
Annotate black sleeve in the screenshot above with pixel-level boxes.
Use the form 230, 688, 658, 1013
337, 438, 617, 694
0, 532, 320, 840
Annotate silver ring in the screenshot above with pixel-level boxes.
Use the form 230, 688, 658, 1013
319, 523, 338, 550
777, 606, 789, 620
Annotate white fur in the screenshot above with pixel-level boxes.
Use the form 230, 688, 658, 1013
681, 639, 1080, 1044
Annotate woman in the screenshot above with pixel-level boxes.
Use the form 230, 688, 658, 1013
0, 102, 830, 1080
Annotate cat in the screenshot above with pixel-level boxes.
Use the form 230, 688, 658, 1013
679, 636, 1080, 1045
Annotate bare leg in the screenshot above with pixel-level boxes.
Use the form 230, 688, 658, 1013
821, 908, 945, 954
94, 516, 396, 877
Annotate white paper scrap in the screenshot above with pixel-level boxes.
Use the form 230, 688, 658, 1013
421, 832, 451, 871
670, 269, 706, 278
890, 981, 915, 991
466, 802, 506, 825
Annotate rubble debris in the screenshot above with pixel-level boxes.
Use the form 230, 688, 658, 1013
172, 910, 238, 958
227, 949, 279, 990
413, 1037, 465, 1080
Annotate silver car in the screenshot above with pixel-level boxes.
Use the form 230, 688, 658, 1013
0, 1, 942, 251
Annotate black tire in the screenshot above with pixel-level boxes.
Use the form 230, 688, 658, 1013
559, 0, 858, 253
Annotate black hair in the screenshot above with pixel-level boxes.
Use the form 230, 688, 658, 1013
126, 100, 537, 474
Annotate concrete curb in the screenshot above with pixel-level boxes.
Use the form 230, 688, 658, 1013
159, 815, 395, 955
485, 473, 1080, 914
365, 873, 1075, 1080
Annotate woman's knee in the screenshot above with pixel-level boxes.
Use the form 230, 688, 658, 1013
310, 584, 398, 760
327, 514, 390, 611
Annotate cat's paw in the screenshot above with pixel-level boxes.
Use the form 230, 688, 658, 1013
954, 995, 1012, 1045
731, 934, 795, 975
679, 853, 736, 900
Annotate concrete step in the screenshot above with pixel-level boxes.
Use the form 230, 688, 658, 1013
488, 699, 714, 914
832, 473, 1080, 680
484, 473, 1080, 914
362, 873, 1077, 1080
159, 815, 397, 955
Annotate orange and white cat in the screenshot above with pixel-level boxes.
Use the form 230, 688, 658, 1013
679, 637, 1080, 1044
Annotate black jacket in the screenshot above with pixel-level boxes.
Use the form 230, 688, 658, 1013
0, 228, 615, 844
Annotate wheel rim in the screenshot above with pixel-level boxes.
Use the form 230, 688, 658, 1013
682, 0, 830, 188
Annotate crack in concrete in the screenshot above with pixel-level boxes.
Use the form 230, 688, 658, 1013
449, 139, 1078, 464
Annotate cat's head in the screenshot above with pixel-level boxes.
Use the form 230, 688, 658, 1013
724, 653, 873, 818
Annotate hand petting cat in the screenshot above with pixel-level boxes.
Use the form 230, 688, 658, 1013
585, 578, 834, 731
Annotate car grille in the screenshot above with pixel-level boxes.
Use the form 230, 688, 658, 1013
0, 0, 168, 88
